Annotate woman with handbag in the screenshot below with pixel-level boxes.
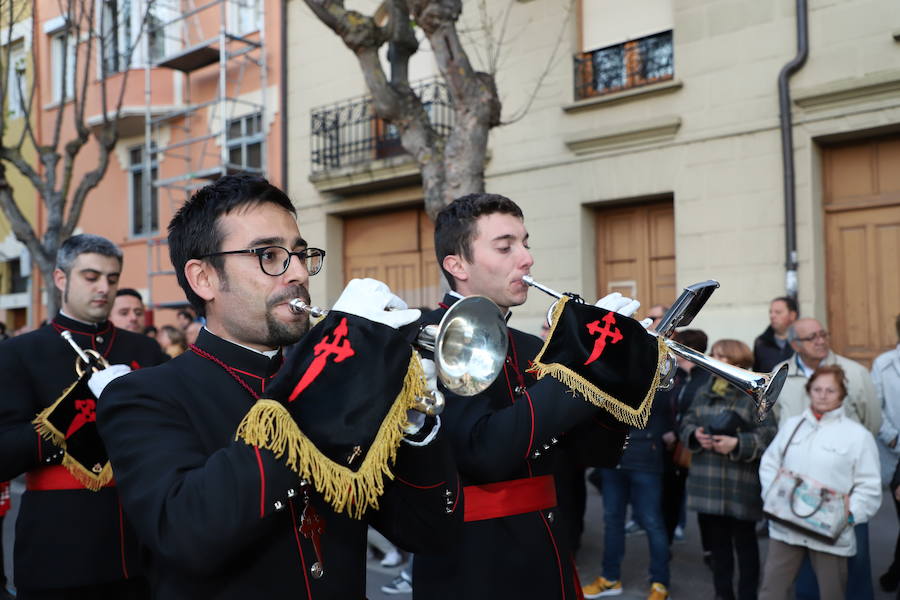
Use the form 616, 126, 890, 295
681, 339, 777, 600
758, 365, 882, 600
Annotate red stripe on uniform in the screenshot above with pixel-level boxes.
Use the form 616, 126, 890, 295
253, 447, 266, 519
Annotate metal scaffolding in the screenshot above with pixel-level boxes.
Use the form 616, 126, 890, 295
142, 0, 270, 309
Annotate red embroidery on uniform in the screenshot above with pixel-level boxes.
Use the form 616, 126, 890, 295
288, 318, 355, 402
583, 312, 623, 365
65, 398, 97, 439
130, 360, 141, 370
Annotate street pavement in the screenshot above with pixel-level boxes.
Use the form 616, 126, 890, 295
4, 475, 899, 599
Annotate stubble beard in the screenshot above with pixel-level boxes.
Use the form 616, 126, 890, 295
263, 285, 311, 347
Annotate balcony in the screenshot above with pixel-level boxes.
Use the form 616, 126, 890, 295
309, 78, 452, 186
574, 31, 674, 101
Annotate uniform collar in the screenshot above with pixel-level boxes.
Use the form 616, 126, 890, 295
192, 327, 283, 380
53, 312, 113, 335
441, 292, 512, 322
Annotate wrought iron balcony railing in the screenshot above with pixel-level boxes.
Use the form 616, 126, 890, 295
310, 78, 452, 173
574, 30, 674, 101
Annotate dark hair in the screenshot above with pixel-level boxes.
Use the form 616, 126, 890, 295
176, 309, 194, 321
116, 288, 144, 302
710, 339, 754, 370
143, 325, 158, 336
168, 174, 296, 316
772, 296, 799, 315
434, 193, 524, 290
673, 329, 708, 353
805, 364, 848, 399
56, 234, 122, 274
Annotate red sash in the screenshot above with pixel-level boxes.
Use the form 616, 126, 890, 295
463, 475, 557, 522
26, 465, 116, 491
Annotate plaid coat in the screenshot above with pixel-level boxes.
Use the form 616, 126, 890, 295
680, 378, 777, 521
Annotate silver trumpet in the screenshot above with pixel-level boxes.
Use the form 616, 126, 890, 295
522, 276, 787, 421
289, 296, 509, 416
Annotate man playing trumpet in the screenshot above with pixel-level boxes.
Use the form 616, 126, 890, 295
0, 234, 167, 599
96, 174, 461, 599
413, 194, 664, 600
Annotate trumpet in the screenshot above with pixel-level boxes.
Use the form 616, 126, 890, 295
289, 295, 509, 416
61, 330, 109, 377
522, 276, 787, 421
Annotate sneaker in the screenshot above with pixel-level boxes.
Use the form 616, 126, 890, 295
625, 520, 645, 536
583, 576, 623, 598
381, 570, 412, 595
647, 582, 669, 600
673, 525, 685, 543
380, 549, 404, 568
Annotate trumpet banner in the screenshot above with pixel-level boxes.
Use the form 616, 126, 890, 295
33, 373, 113, 491
234, 311, 428, 519
528, 297, 669, 428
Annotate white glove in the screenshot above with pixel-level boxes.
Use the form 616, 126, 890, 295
88, 364, 132, 398
594, 292, 641, 318
331, 278, 421, 329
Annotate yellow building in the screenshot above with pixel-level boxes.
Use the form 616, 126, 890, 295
287, 0, 900, 365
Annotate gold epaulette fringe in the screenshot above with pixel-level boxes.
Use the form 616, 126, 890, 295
32, 377, 114, 491
234, 351, 426, 519
527, 297, 669, 429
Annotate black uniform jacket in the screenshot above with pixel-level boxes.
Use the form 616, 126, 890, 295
752, 325, 794, 373
0, 314, 167, 590
97, 328, 462, 600
413, 295, 627, 600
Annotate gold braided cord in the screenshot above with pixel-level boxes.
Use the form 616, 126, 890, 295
32, 378, 114, 491
527, 296, 669, 428
234, 351, 426, 519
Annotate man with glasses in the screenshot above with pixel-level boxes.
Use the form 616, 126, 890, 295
95, 174, 460, 599
772, 319, 881, 600
774, 317, 879, 435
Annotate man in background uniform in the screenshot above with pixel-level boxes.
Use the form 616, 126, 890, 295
0, 234, 167, 600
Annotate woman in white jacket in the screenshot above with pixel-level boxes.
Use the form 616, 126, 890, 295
758, 365, 881, 600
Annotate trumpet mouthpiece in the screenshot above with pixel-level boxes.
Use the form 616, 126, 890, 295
522, 275, 535, 286
289, 299, 328, 318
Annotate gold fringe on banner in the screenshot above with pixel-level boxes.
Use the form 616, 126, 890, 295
32, 378, 114, 491
527, 296, 670, 429
234, 351, 427, 519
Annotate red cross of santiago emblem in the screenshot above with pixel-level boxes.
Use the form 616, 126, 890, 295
288, 317, 355, 402
583, 312, 623, 365
65, 398, 97, 439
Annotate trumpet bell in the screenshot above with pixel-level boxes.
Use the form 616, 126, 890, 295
424, 296, 508, 397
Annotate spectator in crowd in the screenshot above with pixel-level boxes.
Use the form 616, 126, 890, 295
184, 320, 203, 346
758, 365, 881, 600
753, 297, 798, 372
583, 372, 674, 599
143, 324, 158, 338
680, 339, 777, 600
646, 304, 668, 332
873, 314, 900, 592
774, 318, 880, 436
659, 329, 711, 544
175, 309, 195, 331
110, 288, 147, 333
0, 322, 8, 341
157, 324, 188, 358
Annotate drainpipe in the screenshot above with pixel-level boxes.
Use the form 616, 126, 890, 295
280, 0, 289, 192
778, 0, 808, 301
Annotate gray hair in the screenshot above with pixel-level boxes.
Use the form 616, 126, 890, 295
56, 234, 123, 274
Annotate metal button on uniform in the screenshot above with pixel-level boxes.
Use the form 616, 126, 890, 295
96, 335, 104, 344
445, 506, 454, 514
531, 450, 541, 459
287, 488, 297, 498
443, 489, 453, 498
542, 443, 550, 451
514, 385, 526, 395
546, 511, 555, 523
550, 437, 558, 445
310, 562, 324, 579
273, 500, 285, 511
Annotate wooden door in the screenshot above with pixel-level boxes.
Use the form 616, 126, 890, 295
344, 207, 441, 310
594, 200, 676, 318
824, 134, 900, 365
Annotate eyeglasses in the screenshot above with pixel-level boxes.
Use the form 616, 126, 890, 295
200, 246, 326, 277
796, 330, 829, 343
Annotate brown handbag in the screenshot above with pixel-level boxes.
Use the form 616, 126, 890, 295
672, 441, 692, 469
